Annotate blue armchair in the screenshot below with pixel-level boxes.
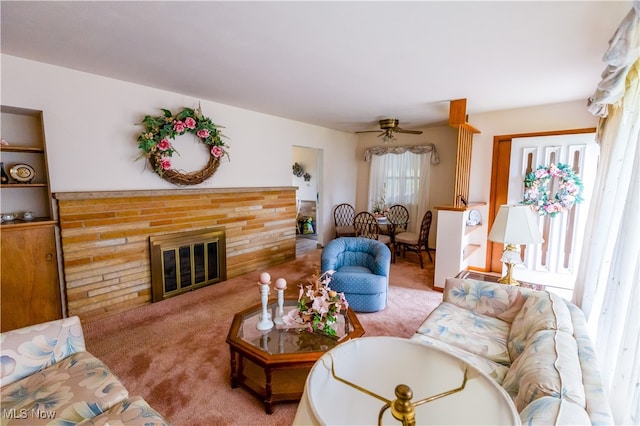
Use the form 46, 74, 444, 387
321, 237, 391, 313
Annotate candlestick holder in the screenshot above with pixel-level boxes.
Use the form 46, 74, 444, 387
273, 277, 287, 325
256, 272, 274, 331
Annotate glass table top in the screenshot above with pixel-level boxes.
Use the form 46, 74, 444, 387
234, 299, 357, 355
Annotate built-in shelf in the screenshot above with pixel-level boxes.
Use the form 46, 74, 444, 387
434, 203, 488, 289
1, 105, 63, 332
0, 146, 45, 153
1, 183, 48, 188
0, 219, 56, 229
465, 224, 481, 235
463, 244, 481, 261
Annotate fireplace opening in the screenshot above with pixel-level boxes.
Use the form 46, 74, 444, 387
150, 227, 227, 302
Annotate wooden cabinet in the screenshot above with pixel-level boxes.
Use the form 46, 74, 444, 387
1, 224, 62, 331
1, 105, 62, 331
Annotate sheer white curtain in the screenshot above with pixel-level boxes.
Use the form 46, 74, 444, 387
574, 3, 640, 423
368, 150, 431, 233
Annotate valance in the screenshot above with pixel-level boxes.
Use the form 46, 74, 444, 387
364, 144, 440, 164
587, 1, 640, 117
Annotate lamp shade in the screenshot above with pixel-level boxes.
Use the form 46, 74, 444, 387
488, 205, 544, 245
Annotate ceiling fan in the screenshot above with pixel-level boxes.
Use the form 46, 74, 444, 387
356, 118, 423, 143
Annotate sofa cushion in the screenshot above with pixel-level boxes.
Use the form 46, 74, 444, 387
1, 316, 86, 387
1, 351, 129, 425
508, 291, 574, 362
415, 302, 511, 365
566, 303, 615, 424
410, 333, 510, 383
337, 265, 371, 274
519, 396, 591, 425
77, 396, 169, 426
502, 329, 586, 412
443, 278, 532, 323
329, 271, 387, 296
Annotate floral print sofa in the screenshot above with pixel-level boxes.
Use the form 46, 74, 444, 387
0, 316, 169, 425
411, 277, 613, 425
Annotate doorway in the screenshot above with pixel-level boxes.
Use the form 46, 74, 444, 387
489, 128, 598, 295
292, 146, 321, 256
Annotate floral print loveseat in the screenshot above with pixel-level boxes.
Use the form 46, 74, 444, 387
411, 277, 613, 425
0, 316, 169, 425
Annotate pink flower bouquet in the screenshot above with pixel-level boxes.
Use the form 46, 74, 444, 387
282, 270, 348, 337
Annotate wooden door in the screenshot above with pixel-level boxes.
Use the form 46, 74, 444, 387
1, 224, 62, 331
488, 129, 596, 275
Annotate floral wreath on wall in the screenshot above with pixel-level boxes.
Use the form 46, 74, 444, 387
137, 106, 229, 185
522, 163, 584, 217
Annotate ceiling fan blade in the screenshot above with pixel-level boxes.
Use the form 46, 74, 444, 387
395, 128, 423, 135
355, 130, 384, 134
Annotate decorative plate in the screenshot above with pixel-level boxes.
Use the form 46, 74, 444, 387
10, 163, 35, 183
467, 209, 481, 226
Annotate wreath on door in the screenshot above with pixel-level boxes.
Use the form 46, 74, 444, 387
522, 163, 583, 217
137, 106, 229, 185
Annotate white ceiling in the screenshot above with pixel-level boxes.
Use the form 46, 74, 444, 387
0, 1, 632, 132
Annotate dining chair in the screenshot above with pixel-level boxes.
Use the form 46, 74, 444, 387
354, 211, 394, 261
384, 204, 410, 235
333, 203, 356, 238
394, 210, 433, 269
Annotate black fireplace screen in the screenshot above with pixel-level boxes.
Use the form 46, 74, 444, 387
150, 227, 226, 302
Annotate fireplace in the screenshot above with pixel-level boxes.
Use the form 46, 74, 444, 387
149, 227, 227, 302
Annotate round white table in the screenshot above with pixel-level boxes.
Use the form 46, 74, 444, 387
293, 336, 520, 425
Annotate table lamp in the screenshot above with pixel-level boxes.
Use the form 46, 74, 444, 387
487, 205, 543, 285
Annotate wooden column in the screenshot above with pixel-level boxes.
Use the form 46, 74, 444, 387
449, 99, 481, 208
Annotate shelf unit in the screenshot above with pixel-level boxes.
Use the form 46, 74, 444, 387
1, 105, 62, 331
1, 106, 55, 224
433, 202, 487, 289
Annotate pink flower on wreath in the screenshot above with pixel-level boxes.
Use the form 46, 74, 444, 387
197, 129, 210, 139
173, 120, 186, 132
184, 117, 196, 129
160, 158, 171, 170
535, 168, 548, 179
157, 138, 171, 151
211, 146, 224, 158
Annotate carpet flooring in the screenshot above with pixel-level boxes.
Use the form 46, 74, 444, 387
83, 248, 442, 425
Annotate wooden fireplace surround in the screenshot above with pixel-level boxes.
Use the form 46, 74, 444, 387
54, 187, 297, 323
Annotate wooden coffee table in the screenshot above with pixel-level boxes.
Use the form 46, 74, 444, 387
226, 299, 364, 414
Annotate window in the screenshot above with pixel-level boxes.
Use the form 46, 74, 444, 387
368, 150, 430, 233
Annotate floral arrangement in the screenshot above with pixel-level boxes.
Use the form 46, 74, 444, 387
282, 270, 348, 337
522, 163, 584, 217
372, 183, 388, 215
137, 106, 228, 184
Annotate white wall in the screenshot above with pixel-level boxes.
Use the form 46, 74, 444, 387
1, 55, 358, 245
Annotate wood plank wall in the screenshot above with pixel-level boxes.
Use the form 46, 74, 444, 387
54, 187, 297, 323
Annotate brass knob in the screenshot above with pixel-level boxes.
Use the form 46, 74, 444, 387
391, 384, 415, 426
45, 253, 54, 261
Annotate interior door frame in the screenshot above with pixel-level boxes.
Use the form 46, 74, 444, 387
486, 127, 597, 272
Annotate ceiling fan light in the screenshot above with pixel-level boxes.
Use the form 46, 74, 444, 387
382, 131, 397, 144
